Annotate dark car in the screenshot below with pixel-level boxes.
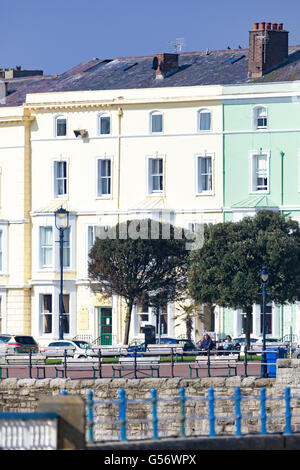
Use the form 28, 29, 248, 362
127, 337, 197, 355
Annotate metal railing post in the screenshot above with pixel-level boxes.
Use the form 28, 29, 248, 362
235, 387, 242, 436
119, 389, 127, 441
133, 347, 137, 379
285, 386, 292, 435
63, 349, 67, 378
260, 387, 267, 434
87, 390, 94, 443
207, 349, 211, 377
151, 388, 158, 439
29, 350, 32, 379
171, 348, 174, 378
244, 347, 248, 377
98, 349, 102, 378
208, 387, 215, 437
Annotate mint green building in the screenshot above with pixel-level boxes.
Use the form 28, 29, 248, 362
222, 81, 300, 341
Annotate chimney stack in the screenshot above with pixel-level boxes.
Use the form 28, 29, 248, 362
248, 22, 289, 78
153, 53, 179, 79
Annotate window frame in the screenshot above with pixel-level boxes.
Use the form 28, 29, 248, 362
98, 112, 111, 136
195, 153, 214, 195
54, 114, 67, 138
53, 159, 68, 198
253, 105, 268, 131
39, 226, 53, 268
249, 150, 270, 194
149, 110, 163, 134
197, 108, 212, 132
96, 156, 113, 198
146, 155, 165, 195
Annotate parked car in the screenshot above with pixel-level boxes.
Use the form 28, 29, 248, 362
232, 336, 259, 352
39, 339, 94, 358
127, 337, 197, 355
0, 334, 39, 355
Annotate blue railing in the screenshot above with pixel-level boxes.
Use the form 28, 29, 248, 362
86, 386, 298, 443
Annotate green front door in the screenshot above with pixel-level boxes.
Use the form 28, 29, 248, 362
100, 308, 112, 345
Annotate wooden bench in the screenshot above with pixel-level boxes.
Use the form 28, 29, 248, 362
145, 344, 184, 361
92, 347, 128, 358
189, 353, 239, 378
0, 354, 47, 379
112, 356, 160, 378
54, 358, 103, 379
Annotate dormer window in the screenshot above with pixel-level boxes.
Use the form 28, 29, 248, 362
150, 111, 163, 133
254, 106, 267, 130
55, 115, 67, 137
198, 109, 211, 131
98, 112, 111, 135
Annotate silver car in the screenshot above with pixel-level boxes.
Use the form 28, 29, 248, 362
39, 340, 94, 358
0, 334, 39, 355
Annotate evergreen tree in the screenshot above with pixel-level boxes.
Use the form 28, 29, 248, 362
188, 211, 300, 349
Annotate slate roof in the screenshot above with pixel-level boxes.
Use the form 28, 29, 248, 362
2, 46, 300, 107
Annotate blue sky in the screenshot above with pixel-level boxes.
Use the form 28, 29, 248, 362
3, 0, 300, 75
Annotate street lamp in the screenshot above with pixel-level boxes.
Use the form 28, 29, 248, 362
260, 266, 269, 378
55, 206, 69, 340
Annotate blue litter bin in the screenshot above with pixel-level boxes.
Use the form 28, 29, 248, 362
266, 347, 286, 377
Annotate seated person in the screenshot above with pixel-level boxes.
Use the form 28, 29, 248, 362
223, 335, 233, 350
199, 334, 213, 351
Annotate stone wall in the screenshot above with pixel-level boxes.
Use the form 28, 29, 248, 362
1, 359, 300, 440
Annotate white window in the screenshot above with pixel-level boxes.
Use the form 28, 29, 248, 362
148, 157, 164, 193
54, 161, 67, 197
41, 294, 52, 334
150, 111, 163, 133
62, 227, 70, 268
198, 109, 211, 131
197, 155, 213, 193
40, 227, 53, 267
97, 158, 112, 196
55, 115, 67, 137
98, 112, 111, 135
250, 153, 269, 192
253, 106, 267, 130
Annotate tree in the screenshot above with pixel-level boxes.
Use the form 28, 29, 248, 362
174, 301, 203, 340
188, 211, 300, 349
88, 219, 188, 344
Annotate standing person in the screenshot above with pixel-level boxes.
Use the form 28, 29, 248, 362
199, 333, 213, 351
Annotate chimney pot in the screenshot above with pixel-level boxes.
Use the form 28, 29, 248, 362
254, 23, 259, 30
272, 23, 278, 30
266, 23, 272, 30
260, 22, 266, 30
278, 23, 283, 30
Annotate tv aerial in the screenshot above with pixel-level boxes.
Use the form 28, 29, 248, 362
169, 38, 185, 53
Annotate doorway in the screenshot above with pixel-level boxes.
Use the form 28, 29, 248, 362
100, 307, 112, 345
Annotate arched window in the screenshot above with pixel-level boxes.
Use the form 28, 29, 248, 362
253, 106, 268, 130
98, 112, 111, 135
198, 109, 211, 131
54, 114, 67, 137
150, 110, 163, 133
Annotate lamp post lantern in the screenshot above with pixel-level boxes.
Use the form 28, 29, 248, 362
55, 206, 69, 340
260, 266, 269, 378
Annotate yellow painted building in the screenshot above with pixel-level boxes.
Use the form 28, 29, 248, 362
0, 53, 227, 345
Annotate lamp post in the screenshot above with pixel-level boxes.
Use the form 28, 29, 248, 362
55, 206, 69, 340
260, 266, 269, 378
